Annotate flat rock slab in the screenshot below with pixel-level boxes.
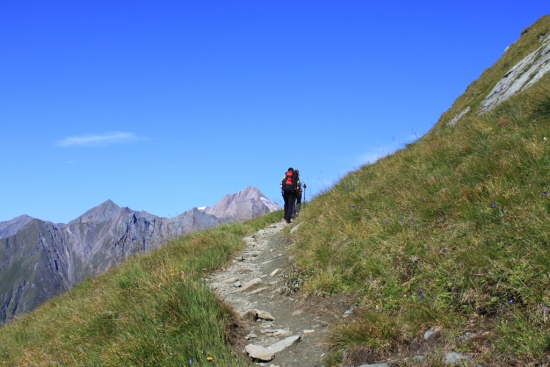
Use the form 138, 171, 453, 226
231, 278, 262, 293
267, 335, 301, 353
245, 344, 274, 362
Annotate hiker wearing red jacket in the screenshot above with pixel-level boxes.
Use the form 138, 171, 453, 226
280, 167, 300, 224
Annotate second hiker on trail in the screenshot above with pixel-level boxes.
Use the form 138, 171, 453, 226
293, 169, 305, 219
280, 167, 300, 224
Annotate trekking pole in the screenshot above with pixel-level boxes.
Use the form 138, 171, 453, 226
303, 183, 307, 208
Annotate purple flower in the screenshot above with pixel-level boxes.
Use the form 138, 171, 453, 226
417, 289, 422, 294
419, 295, 423, 300
543, 192, 547, 195
190, 359, 193, 364
509, 299, 513, 303
544, 306, 548, 312
491, 203, 496, 209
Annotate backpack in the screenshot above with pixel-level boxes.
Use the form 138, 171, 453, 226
282, 170, 297, 194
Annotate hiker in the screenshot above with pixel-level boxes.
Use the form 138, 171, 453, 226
293, 169, 303, 218
280, 167, 299, 224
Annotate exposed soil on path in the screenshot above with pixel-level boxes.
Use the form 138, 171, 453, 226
206, 221, 353, 367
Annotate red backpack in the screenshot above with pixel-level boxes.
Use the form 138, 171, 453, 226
282, 171, 297, 194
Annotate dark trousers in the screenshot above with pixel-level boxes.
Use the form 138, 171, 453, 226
283, 193, 296, 223
293, 191, 302, 217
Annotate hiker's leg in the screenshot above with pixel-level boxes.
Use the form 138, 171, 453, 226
287, 194, 296, 222
283, 195, 295, 222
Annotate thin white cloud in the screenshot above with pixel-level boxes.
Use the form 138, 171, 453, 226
55, 132, 144, 147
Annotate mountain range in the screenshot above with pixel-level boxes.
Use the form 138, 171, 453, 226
0, 186, 280, 324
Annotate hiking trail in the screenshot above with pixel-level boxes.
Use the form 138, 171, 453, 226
206, 220, 351, 367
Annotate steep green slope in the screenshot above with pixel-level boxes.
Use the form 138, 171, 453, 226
0, 211, 282, 367
293, 15, 550, 366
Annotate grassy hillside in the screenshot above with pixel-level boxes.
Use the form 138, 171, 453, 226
293, 15, 550, 366
3, 14, 550, 367
0, 211, 282, 366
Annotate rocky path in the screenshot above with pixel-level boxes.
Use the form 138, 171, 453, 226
207, 221, 348, 367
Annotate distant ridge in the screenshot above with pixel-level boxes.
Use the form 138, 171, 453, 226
0, 215, 34, 239
0, 186, 280, 324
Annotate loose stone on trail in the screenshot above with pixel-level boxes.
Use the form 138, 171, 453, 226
245, 344, 275, 362
231, 278, 262, 293
266, 335, 301, 353
241, 309, 276, 321
256, 310, 275, 321
249, 287, 269, 294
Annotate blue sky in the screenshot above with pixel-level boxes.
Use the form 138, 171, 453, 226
1, 1, 548, 223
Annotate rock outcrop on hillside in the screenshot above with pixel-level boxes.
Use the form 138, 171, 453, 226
479, 34, 550, 114
0, 187, 279, 324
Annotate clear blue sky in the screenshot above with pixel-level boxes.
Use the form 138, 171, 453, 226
1, 1, 548, 223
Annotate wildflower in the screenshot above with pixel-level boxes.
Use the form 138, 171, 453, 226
417, 289, 422, 294
491, 203, 496, 209
190, 359, 193, 364
509, 299, 513, 303
419, 295, 423, 300
544, 306, 548, 312
543, 192, 547, 195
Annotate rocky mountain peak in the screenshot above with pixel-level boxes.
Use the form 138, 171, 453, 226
70, 199, 127, 224
205, 186, 281, 220
0, 214, 34, 239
